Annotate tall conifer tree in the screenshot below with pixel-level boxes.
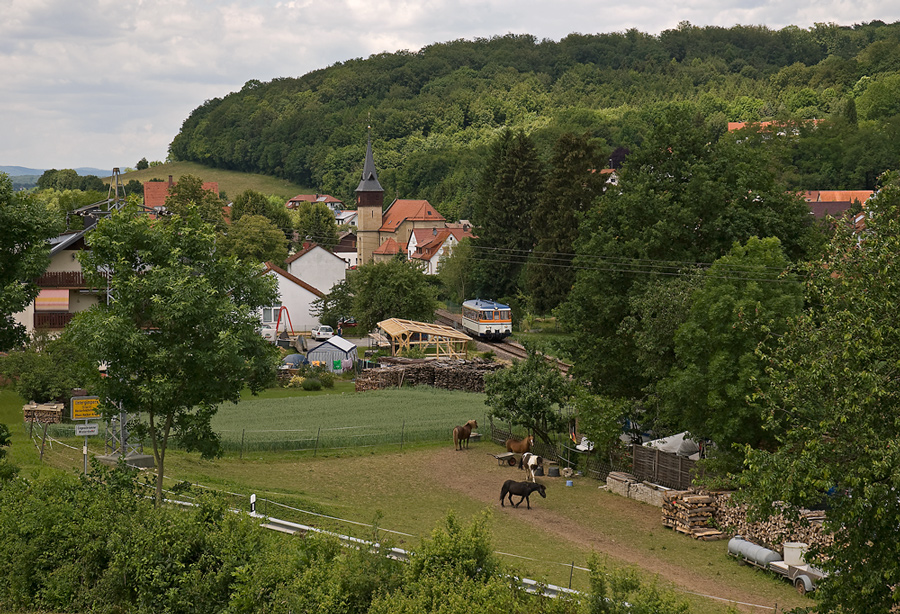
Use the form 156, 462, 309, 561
470, 129, 542, 302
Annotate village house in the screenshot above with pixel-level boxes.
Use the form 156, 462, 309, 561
258, 262, 325, 338
12, 225, 104, 337
407, 226, 475, 274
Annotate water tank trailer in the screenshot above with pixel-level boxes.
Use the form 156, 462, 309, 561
727, 537, 826, 596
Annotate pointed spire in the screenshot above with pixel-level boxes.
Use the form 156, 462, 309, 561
356, 127, 383, 193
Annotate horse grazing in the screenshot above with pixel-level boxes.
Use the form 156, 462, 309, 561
505, 435, 533, 454
452, 419, 478, 451
500, 480, 546, 509
519, 452, 543, 482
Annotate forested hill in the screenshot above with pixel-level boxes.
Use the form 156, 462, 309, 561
169, 21, 900, 220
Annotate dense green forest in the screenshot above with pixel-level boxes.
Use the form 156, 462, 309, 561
171, 20, 900, 219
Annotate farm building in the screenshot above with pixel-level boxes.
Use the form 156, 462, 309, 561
377, 318, 470, 358
307, 336, 357, 372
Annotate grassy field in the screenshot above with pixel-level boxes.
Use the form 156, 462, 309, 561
106, 161, 311, 201
0, 385, 809, 613
212, 386, 491, 452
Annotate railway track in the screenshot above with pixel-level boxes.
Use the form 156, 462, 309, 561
435, 309, 570, 374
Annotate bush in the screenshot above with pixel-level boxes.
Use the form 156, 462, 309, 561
316, 370, 335, 388
284, 375, 305, 388
301, 378, 323, 391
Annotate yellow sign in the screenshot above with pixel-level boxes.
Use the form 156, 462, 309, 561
71, 397, 101, 420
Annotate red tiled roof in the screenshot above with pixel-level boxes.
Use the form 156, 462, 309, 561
143, 180, 219, 210
728, 119, 821, 133
373, 238, 402, 255
815, 190, 873, 203
379, 199, 444, 233
262, 262, 325, 297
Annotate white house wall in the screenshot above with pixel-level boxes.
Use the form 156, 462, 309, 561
286, 247, 346, 294
268, 271, 320, 332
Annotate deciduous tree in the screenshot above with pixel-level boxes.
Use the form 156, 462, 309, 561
348, 259, 438, 332
0, 173, 62, 349
290, 201, 339, 249
165, 174, 226, 231
220, 214, 289, 266
659, 237, 802, 465
484, 347, 573, 444
69, 204, 279, 504
741, 172, 900, 612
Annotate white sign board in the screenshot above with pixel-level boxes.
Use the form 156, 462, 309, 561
75, 423, 99, 437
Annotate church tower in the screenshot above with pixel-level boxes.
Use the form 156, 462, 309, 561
355, 131, 384, 265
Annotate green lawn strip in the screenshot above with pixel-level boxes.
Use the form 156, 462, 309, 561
113, 161, 310, 200
214, 386, 491, 452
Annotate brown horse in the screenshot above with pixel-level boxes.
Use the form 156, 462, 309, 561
452, 419, 478, 451
505, 435, 533, 454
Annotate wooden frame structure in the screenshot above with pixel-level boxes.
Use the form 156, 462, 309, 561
377, 318, 471, 359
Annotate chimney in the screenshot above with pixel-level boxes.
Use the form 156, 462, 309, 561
168, 175, 174, 186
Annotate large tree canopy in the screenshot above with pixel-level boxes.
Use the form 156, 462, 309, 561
69, 205, 279, 504
558, 105, 819, 400
349, 258, 439, 332
741, 172, 900, 612
658, 237, 802, 462
0, 173, 63, 350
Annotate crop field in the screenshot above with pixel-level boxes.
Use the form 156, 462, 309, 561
210, 386, 490, 453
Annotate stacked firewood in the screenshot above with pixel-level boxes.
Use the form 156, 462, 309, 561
714, 495, 832, 552
23, 402, 63, 424
432, 361, 503, 392
355, 360, 502, 392
662, 491, 726, 540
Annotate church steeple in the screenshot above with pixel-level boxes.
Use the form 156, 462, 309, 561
356, 129, 384, 265
356, 130, 383, 193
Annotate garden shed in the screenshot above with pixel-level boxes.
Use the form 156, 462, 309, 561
307, 336, 357, 372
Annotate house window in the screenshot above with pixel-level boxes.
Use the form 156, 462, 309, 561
261, 302, 282, 324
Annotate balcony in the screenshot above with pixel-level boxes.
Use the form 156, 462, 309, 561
35, 271, 110, 289
34, 312, 75, 329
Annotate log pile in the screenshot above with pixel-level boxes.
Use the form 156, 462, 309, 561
355, 359, 503, 393
714, 494, 832, 552
23, 402, 63, 424
661, 489, 833, 549
662, 491, 726, 540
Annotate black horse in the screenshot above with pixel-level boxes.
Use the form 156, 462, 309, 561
499, 480, 546, 509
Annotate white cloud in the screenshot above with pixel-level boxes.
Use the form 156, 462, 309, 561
1, 0, 899, 169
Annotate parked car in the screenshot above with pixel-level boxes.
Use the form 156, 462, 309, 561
311, 325, 334, 341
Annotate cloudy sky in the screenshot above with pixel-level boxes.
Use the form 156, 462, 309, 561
2, 0, 897, 172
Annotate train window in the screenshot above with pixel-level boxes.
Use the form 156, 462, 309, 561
493, 311, 499, 320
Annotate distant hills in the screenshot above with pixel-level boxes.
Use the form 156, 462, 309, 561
1, 165, 113, 177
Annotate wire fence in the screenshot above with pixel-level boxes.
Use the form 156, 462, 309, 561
43, 414, 494, 456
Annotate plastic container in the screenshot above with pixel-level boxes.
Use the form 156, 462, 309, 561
566, 480, 574, 487
783, 542, 808, 566
533, 466, 543, 476
547, 466, 560, 477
